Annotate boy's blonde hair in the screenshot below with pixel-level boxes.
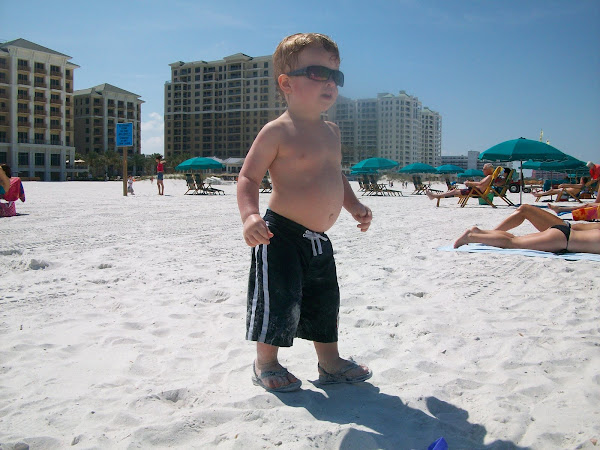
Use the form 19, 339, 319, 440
273, 33, 340, 98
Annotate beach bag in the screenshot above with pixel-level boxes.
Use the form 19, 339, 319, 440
0, 201, 16, 217
572, 205, 600, 221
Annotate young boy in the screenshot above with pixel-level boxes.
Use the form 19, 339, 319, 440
237, 33, 373, 392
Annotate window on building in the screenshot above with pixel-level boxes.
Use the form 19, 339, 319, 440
51, 154, 61, 166
19, 152, 29, 165
35, 153, 45, 166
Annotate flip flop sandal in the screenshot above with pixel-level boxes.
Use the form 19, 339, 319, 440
318, 360, 373, 385
252, 363, 302, 393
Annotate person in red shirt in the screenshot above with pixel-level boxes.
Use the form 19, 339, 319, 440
587, 161, 600, 180
156, 156, 165, 195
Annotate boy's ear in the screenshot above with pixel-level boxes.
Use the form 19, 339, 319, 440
278, 74, 292, 94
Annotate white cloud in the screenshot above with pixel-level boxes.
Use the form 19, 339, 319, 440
141, 112, 164, 155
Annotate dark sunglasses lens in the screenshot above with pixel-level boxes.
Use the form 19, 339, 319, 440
305, 66, 344, 86
307, 66, 331, 81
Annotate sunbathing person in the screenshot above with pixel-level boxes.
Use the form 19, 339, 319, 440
426, 163, 494, 201
454, 206, 600, 254
549, 196, 599, 213
0, 163, 9, 194
533, 176, 588, 201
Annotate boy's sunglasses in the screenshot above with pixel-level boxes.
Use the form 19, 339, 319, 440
286, 65, 344, 87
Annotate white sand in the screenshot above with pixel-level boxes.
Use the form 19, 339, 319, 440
1, 179, 598, 450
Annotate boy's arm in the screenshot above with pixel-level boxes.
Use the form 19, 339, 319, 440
342, 174, 372, 232
237, 122, 280, 246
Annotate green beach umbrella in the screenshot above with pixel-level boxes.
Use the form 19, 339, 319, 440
479, 137, 569, 204
521, 155, 587, 171
398, 162, 437, 174
351, 157, 399, 172
175, 157, 224, 171
457, 169, 485, 178
435, 164, 465, 174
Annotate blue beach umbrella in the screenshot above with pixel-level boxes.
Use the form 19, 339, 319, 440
479, 137, 569, 204
435, 164, 465, 174
351, 157, 399, 172
175, 157, 224, 171
398, 162, 437, 174
457, 169, 485, 178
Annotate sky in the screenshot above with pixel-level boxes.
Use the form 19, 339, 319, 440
2, 0, 599, 163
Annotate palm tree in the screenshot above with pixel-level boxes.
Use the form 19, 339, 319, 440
130, 153, 146, 176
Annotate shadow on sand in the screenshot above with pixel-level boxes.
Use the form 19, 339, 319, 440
275, 382, 530, 450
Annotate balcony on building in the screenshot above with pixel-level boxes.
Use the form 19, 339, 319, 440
17, 120, 32, 128
17, 61, 31, 72
50, 67, 62, 78
34, 94, 47, 103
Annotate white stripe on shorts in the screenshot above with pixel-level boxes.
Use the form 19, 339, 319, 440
258, 243, 270, 342
247, 246, 260, 340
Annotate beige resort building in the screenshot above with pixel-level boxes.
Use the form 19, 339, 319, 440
164, 53, 286, 159
0, 39, 78, 180
74, 84, 143, 157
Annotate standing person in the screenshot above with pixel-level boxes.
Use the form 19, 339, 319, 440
156, 156, 165, 195
587, 161, 600, 180
127, 175, 135, 195
237, 33, 373, 393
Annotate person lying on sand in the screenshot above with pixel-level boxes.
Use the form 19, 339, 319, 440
454, 205, 600, 254
548, 196, 599, 213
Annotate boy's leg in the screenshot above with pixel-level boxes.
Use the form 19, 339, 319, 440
255, 342, 299, 389
313, 341, 370, 378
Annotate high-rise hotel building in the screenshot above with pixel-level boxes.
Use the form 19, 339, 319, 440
74, 84, 143, 156
0, 39, 78, 180
164, 53, 286, 159
328, 91, 442, 167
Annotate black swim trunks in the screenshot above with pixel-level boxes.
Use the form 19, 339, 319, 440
550, 222, 571, 252
246, 209, 340, 347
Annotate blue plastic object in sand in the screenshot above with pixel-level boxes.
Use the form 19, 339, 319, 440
428, 437, 448, 450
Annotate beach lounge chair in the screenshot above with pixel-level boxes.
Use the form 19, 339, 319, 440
492, 169, 515, 206
260, 178, 272, 193
459, 166, 502, 208
194, 174, 224, 195
0, 176, 26, 217
558, 178, 599, 203
362, 176, 403, 196
445, 178, 456, 191
184, 174, 199, 195
411, 175, 427, 194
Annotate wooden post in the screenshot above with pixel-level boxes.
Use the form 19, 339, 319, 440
123, 148, 128, 196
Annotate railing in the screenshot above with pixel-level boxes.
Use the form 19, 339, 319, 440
50, 69, 62, 77
50, 111, 62, 117
34, 110, 46, 116
34, 67, 47, 74
34, 81, 47, 88
50, 98, 61, 104
17, 121, 32, 127
18, 79, 31, 85
18, 94, 31, 100
34, 96, 47, 103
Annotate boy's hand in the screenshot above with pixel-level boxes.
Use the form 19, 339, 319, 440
242, 214, 274, 247
351, 204, 372, 232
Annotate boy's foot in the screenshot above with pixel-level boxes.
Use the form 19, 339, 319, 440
252, 361, 301, 393
317, 359, 372, 385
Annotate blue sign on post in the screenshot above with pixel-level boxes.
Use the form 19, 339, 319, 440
116, 123, 133, 147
